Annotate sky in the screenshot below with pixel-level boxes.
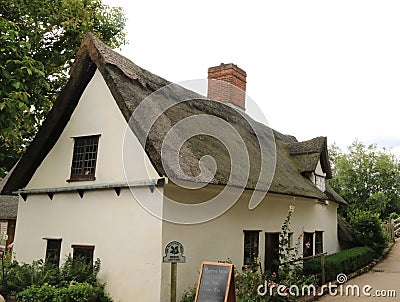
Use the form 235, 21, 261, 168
103, 0, 400, 155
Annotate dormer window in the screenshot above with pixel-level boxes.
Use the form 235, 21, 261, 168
68, 135, 100, 182
315, 174, 325, 192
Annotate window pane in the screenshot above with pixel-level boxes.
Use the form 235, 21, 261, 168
70, 136, 99, 181
315, 231, 323, 254
72, 245, 95, 264
46, 239, 62, 267
303, 232, 314, 257
244, 231, 259, 265
315, 175, 326, 192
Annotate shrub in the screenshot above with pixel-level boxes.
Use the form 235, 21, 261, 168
61, 256, 101, 285
16, 282, 112, 302
348, 209, 387, 253
389, 212, 399, 221
2, 256, 112, 301
4, 259, 62, 295
303, 246, 375, 283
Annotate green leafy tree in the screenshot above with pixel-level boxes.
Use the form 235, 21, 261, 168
0, 0, 126, 177
347, 209, 387, 254
329, 140, 400, 219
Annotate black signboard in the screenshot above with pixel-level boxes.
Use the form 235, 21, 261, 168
195, 262, 235, 302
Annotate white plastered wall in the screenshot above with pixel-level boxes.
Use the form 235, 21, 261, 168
161, 185, 339, 301
14, 69, 163, 301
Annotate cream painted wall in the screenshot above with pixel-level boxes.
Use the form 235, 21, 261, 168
26, 69, 159, 190
14, 188, 163, 301
161, 185, 339, 301
14, 69, 164, 301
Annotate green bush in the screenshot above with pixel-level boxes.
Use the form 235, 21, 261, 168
4, 259, 62, 295
389, 212, 399, 221
3, 256, 112, 301
303, 246, 376, 283
16, 282, 112, 302
61, 256, 101, 284
348, 210, 387, 253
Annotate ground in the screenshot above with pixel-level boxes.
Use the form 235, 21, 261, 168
317, 240, 400, 301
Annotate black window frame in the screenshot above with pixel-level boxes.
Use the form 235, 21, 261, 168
303, 232, 314, 257
45, 238, 62, 267
72, 244, 95, 264
243, 230, 260, 266
315, 231, 323, 255
68, 135, 100, 182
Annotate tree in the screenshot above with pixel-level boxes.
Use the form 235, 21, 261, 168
0, 0, 126, 177
348, 209, 387, 254
329, 140, 400, 219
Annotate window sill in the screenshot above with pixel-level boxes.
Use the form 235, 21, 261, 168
67, 176, 96, 182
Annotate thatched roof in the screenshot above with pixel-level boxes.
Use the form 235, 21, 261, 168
0, 195, 18, 219
0, 179, 18, 219
0, 33, 345, 204
287, 136, 332, 178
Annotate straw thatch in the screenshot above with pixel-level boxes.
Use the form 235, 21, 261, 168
0, 34, 345, 204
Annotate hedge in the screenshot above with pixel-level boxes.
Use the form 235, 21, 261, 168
303, 247, 376, 283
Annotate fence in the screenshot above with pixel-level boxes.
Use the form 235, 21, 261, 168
383, 217, 400, 242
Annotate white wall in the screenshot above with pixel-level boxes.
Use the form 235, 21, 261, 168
26, 69, 159, 190
14, 69, 163, 301
161, 185, 339, 301
15, 188, 163, 301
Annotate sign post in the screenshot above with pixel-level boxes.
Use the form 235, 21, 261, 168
163, 241, 186, 302
170, 262, 177, 302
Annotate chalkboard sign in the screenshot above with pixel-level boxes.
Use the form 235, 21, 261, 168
195, 262, 235, 302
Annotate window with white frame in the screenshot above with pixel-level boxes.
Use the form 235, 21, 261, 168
315, 175, 325, 192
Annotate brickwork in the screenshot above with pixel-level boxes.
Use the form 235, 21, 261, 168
207, 63, 247, 110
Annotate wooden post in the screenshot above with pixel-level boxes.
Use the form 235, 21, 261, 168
320, 253, 325, 285
171, 262, 177, 302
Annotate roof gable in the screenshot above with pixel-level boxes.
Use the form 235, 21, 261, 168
287, 136, 332, 178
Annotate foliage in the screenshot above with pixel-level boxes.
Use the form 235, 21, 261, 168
180, 285, 197, 302
61, 256, 101, 285
389, 212, 399, 221
0, 0, 126, 177
347, 210, 387, 253
2, 256, 111, 301
16, 282, 112, 302
329, 140, 400, 219
303, 246, 376, 283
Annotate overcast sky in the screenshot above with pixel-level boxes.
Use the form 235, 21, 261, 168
103, 0, 400, 155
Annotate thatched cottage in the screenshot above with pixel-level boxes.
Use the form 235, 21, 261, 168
0, 34, 346, 301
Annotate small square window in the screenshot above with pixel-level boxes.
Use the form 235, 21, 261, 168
68, 135, 99, 182
72, 245, 95, 264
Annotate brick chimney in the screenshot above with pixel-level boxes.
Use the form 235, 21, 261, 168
207, 63, 247, 110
